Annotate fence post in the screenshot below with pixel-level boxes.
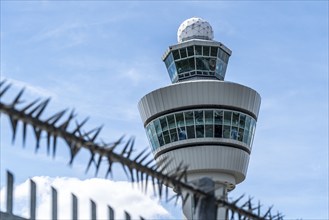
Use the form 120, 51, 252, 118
124, 211, 131, 220
52, 187, 58, 220
91, 199, 97, 220
72, 193, 78, 220
6, 171, 14, 214
108, 205, 114, 220
30, 179, 36, 220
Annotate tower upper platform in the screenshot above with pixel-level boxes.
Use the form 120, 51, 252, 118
163, 17, 231, 83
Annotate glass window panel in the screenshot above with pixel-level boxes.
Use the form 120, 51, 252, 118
196, 57, 206, 70
158, 133, 164, 146
163, 130, 170, 144
223, 125, 230, 138
239, 114, 246, 129
231, 126, 238, 140
167, 115, 176, 129
184, 111, 194, 126
224, 111, 232, 125
209, 58, 216, 71
205, 125, 214, 138
154, 120, 162, 135
168, 64, 178, 82
223, 52, 229, 63
194, 110, 204, 125
195, 46, 202, 55
218, 49, 223, 60
232, 112, 239, 126
210, 47, 218, 57
160, 117, 168, 131
150, 123, 159, 150
196, 125, 204, 138
173, 50, 180, 60
186, 125, 195, 139
238, 128, 244, 142
178, 127, 187, 140
243, 129, 249, 144
170, 128, 178, 142
205, 110, 213, 124
180, 48, 187, 58
146, 126, 154, 150
203, 46, 210, 56
175, 113, 185, 127
214, 110, 223, 124
245, 117, 251, 131
188, 57, 195, 71
214, 125, 222, 138
187, 46, 194, 56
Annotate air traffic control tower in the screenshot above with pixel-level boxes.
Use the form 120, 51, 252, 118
138, 17, 261, 219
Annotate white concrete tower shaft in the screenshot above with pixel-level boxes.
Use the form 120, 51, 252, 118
138, 17, 261, 219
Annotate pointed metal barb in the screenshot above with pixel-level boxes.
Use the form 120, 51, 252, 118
182, 193, 190, 206
72, 117, 89, 134
59, 109, 76, 130
0, 79, 7, 88
94, 155, 103, 176
52, 135, 58, 158
69, 142, 81, 166
46, 109, 68, 125
86, 153, 96, 173
0, 83, 11, 97
21, 98, 41, 112
263, 205, 273, 218
9, 116, 19, 144
22, 122, 28, 146
133, 148, 148, 162
89, 125, 103, 142
126, 137, 135, 159
232, 194, 245, 205
11, 88, 25, 107
33, 127, 42, 151
105, 157, 113, 179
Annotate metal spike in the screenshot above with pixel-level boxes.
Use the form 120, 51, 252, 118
46, 132, 51, 155
11, 88, 25, 106
85, 153, 96, 173
9, 116, 19, 144
59, 110, 76, 130
52, 135, 57, 158
90, 126, 103, 142
21, 98, 40, 112
263, 206, 273, 218
33, 127, 42, 152
193, 194, 200, 213
137, 153, 149, 164
22, 122, 27, 146
232, 194, 245, 205
121, 138, 132, 156
133, 148, 148, 162
105, 157, 113, 179
126, 137, 135, 159
95, 155, 103, 176
157, 179, 163, 199
182, 193, 190, 206
144, 174, 149, 193
72, 117, 89, 134
46, 109, 67, 125
0, 83, 11, 97
129, 168, 134, 183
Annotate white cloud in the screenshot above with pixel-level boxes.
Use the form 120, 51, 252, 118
4, 78, 58, 99
0, 176, 171, 220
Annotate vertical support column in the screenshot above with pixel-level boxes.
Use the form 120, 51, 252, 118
72, 193, 78, 220
30, 179, 36, 220
6, 171, 14, 214
215, 182, 228, 220
108, 206, 114, 220
90, 200, 97, 220
124, 211, 131, 220
51, 187, 58, 220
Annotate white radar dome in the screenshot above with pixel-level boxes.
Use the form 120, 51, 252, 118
177, 17, 214, 43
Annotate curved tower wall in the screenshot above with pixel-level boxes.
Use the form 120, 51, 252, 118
138, 80, 261, 189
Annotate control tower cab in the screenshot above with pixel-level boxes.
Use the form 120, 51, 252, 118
138, 17, 261, 219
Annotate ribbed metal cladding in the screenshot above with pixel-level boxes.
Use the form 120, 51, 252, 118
157, 145, 250, 184
138, 80, 261, 125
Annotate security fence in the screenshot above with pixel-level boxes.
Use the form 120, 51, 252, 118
0, 80, 283, 220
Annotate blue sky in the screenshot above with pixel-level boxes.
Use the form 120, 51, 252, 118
1, 1, 328, 219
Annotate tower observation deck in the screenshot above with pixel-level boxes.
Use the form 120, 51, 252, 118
138, 17, 261, 219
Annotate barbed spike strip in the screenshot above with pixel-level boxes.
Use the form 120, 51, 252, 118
0, 80, 282, 220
